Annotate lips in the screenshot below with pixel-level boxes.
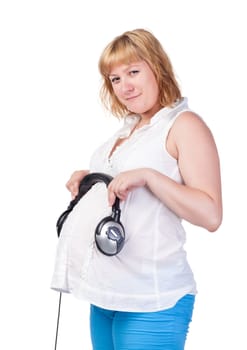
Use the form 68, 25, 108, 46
126, 94, 140, 101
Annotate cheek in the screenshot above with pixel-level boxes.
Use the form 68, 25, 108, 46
112, 85, 122, 99
145, 82, 159, 102
151, 79, 160, 100
143, 72, 159, 95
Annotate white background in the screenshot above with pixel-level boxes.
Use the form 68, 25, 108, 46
0, 0, 246, 349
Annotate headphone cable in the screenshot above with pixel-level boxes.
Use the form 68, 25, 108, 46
54, 292, 62, 350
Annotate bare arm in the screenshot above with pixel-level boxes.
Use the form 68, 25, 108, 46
108, 112, 222, 232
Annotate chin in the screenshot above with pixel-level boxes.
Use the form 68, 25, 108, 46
128, 106, 149, 114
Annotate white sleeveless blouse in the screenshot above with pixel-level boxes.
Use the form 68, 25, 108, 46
51, 97, 197, 312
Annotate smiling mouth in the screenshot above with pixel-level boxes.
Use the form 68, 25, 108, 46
126, 94, 140, 101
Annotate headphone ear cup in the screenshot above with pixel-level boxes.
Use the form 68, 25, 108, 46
95, 216, 125, 256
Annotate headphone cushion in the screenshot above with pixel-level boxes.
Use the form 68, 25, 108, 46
95, 216, 125, 256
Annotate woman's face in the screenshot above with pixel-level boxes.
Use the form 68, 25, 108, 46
109, 60, 161, 119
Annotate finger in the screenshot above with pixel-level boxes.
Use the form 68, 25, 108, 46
71, 189, 78, 199
66, 182, 79, 198
108, 188, 116, 207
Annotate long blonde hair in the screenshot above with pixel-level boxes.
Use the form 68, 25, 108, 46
98, 28, 182, 118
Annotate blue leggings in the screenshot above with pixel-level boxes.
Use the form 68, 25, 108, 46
90, 294, 195, 350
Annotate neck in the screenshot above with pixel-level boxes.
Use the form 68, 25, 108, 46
139, 102, 162, 121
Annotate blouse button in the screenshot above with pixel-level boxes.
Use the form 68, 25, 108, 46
108, 158, 113, 169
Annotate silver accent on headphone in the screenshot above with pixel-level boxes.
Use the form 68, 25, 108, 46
95, 221, 125, 256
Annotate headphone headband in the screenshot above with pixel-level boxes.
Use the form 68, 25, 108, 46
56, 172, 125, 256
57, 173, 111, 236
77, 173, 120, 211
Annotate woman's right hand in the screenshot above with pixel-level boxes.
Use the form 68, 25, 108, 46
66, 170, 89, 198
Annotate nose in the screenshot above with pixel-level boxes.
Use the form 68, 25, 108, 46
120, 77, 134, 95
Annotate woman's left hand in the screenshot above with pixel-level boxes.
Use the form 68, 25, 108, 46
108, 169, 147, 206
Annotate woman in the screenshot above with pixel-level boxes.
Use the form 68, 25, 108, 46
60, 29, 222, 349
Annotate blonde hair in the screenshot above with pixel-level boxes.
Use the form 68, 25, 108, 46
98, 28, 182, 118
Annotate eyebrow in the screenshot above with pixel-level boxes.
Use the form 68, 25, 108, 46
109, 62, 143, 77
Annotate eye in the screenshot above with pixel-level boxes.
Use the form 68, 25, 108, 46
110, 76, 120, 84
129, 69, 139, 76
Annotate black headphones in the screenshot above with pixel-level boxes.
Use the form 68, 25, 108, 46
56, 172, 125, 256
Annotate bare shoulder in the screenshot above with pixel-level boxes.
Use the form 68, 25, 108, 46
167, 111, 216, 158
174, 110, 211, 132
